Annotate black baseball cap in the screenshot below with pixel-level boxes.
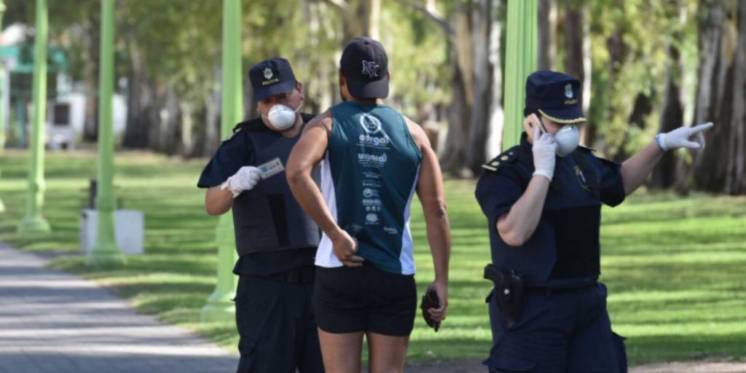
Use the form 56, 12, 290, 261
249, 57, 297, 103
524, 70, 586, 124
340, 37, 389, 99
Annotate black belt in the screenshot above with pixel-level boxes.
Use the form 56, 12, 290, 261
252, 266, 316, 284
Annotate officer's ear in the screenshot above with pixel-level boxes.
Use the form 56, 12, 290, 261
338, 71, 346, 88
522, 115, 534, 137
523, 113, 545, 142
295, 81, 305, 102
338, 72, 352, 101
522, 111, 538, 131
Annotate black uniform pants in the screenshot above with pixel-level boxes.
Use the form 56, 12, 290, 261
235, 275, 324, 373
485, 283, 627, 373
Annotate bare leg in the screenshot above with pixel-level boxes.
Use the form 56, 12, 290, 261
367, 332, 409, 373
317, 328, 364, 373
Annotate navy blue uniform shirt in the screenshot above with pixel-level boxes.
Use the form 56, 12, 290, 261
475, 133, 625, 287
198, 114, 316, 276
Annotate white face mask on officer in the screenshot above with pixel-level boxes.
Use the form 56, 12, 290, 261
554, 124, 580, 157
267, 104, 299, 131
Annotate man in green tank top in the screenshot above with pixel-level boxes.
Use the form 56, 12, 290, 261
286, 37, 451, 373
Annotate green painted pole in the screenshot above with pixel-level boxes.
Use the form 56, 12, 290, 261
18, 0, 50, 234
0, 0, 6, 214
201, 0, 243, 323
502, 0, 538, 150
86, 0, 125, 266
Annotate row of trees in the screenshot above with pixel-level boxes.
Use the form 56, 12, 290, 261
4, 0, 745, 194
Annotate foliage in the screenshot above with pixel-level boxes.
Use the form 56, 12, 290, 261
585, 0, 699, 158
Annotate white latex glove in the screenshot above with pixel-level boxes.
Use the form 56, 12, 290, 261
221, 166, 261, 197
531, 124, 557, 181
656, 122, 713, 151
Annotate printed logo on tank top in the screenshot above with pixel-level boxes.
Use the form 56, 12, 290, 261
355, 113, 392, 227
358, 114, 392, 148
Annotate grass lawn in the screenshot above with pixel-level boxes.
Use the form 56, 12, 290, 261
1, 149, 745, 364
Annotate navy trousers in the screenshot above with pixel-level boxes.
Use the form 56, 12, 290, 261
484, 283, 627, 373
235, 276, 324, 373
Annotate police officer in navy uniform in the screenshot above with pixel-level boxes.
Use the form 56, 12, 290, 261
198, 58, 324, 373
475, 71, 713, 372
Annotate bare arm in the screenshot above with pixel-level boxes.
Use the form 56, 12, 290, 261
204, 186, 233, 216
408, 119, 450, 283
496, 176, 551, 247
620, 140, 663, 195
406, 117, 450, 321
286, 112, 362, 266
286, 113, 338, 236
497, 117, 556, 247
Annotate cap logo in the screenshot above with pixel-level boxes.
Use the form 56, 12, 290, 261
564, 83, 573, 99
261, 67, 280, 86
361, 60, 380, 78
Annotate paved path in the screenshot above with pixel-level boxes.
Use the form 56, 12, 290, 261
0, 243, 238, 373
406, 360, 746, 373
2, 243, 744, 373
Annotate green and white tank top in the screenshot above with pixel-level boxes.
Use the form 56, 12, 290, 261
316, 101, 422, 274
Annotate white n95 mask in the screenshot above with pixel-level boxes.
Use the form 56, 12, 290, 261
554, 125, 580, 157
267, 104, 298, 131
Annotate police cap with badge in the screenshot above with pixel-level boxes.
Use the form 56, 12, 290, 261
249, 57, 298, 102
524, 70, 586, 125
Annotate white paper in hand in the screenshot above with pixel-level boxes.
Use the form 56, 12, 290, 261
257, 158, 284, 179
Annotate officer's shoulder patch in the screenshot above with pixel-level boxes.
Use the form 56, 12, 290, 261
481, 146, 519, 172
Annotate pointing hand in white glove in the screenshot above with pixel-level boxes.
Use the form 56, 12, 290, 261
221, 166, 262, 197
656, 122, 714, 151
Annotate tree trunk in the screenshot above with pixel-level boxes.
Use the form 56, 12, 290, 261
651, 42, 684, 189
122, 41, 155, 149
592, 29, 626, 156
563, 5, 593, 145
82, 12, 100, 141
339, 0, 382, 43
396, 0, 503, 177
693, 0, 746, 194
465, 0, 493, 173
563, 6, 584, 83
467, 0, 504, 173
611, 92, 651, 162
537, 0, 554, 70
179, 101, 195, 157
201, 66, 222, 156
152, 85, 182, 155
441, 9, 473, 176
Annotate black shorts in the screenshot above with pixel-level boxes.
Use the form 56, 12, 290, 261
313, 263, 417, 336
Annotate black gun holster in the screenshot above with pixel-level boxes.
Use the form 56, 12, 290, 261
483, 264, 525, 327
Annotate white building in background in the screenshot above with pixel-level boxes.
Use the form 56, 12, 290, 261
46, 75, 127, 149
0, 23, 128, 150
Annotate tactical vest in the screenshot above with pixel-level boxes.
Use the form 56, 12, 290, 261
231, 118, 320, 255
